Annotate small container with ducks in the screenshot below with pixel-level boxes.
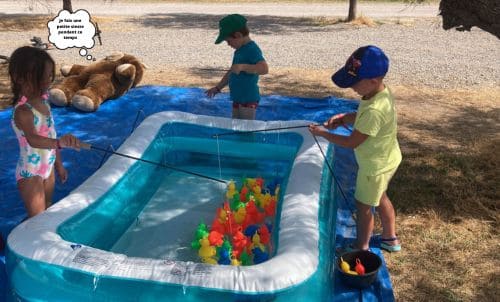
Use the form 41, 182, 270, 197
337, 250, 382, 289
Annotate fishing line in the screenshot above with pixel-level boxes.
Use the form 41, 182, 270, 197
212, 124, 317, 138
82, 143, 227, 184
311, 135, 357, 222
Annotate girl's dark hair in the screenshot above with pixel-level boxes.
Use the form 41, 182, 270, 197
8, 46, 55, 104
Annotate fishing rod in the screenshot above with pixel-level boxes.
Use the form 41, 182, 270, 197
212, 123, 352, 138
81, 143, 227, 184
212, 124, 317, 138
311, 135, 356, 222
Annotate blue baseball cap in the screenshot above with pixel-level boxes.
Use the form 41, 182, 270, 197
331, 45, 389, 88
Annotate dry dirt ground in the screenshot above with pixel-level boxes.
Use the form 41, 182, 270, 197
0, 13, 499, 302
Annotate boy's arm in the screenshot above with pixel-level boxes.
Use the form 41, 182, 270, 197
324, 112, 356, 129
206, 70, 231, 97
340, 112, 357, 125
309, 125, 368, 149
231, 60, 269, 75
217, 70, 231, 90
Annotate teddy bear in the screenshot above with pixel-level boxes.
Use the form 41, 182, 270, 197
49, 52, 145, 112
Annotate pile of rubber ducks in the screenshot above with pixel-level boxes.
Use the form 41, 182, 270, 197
191, 177, 280, 265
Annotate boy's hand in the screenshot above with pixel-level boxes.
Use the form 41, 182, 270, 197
308, 124, 329, 137
324, 113, 346, 129
58, 134, 81, 151
205, 86, 221, 98
55, 163, 68, 184
230, 64, 245, 75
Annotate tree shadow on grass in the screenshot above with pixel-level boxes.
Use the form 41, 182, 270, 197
391, 105, 499, 223
130, 13, 346, 35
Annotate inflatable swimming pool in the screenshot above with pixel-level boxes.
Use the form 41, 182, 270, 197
7, 111, 337, 301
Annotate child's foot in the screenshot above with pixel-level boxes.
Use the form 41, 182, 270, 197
335, 243, 368, 257
380, 236, 401, 252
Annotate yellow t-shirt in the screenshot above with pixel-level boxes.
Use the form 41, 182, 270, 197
353, 87, 402, 176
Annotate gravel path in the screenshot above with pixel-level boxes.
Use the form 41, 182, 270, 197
1, 1, 499, 89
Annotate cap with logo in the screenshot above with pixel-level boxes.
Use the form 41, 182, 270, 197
331, 45, 389, 88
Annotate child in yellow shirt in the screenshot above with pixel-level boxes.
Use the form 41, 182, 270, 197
309, 45, 402, 253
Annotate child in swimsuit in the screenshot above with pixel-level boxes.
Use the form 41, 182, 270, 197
205, 14, 269, 120
9, 46, 82, 217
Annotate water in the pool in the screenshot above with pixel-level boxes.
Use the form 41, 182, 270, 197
110, 150, 293, 261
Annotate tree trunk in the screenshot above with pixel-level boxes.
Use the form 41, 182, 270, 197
63, 0, 73, 13
347, 0, 357, 22
439, 0, 500, 39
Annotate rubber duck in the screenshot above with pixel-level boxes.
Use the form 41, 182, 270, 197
198, 237, 216, 260
250, 233, 265, 252
231, 256, 241, 266
208, 230, 223, 247
258, 224, 271, 245
202, 257, 218, 265
355, 258, 365, 275
226, 181, 237, 200
234, 206, 247, 224
252, 247, 269, 264
232, 229, 248, 257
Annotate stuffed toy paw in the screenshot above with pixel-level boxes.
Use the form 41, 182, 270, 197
49, 52, 145, 112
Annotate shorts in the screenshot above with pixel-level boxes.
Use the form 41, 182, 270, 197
354, 167, 398, 207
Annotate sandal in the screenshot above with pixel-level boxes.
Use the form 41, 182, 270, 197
380, 237, 401, 253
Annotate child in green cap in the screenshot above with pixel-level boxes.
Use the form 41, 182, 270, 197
206, 14, 268, 120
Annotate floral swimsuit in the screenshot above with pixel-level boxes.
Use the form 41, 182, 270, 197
11, 95, 57, 181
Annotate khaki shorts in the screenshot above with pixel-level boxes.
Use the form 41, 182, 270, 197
354, 167, 398, 206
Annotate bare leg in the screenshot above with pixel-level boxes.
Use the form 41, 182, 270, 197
44, 170, 56, 209
238, 107, 256, 120
17, 176, 46, 217
355, 201, 374, 250
232, 107, 239, 119
376, 192, 399, 245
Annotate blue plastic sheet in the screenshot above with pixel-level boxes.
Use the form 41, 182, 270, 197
0, 86, 394, 302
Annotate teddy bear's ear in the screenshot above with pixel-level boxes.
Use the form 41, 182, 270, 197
60, 65, 72, 76
105, 52, 124, 61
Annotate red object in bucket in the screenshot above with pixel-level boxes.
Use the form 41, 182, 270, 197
355, 258, 366, 275
337, 250, 382, 289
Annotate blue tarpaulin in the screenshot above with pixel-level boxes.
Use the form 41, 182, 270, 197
0, 86, 395, 301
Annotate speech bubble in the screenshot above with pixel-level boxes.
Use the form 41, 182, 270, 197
48, 9, 96, 59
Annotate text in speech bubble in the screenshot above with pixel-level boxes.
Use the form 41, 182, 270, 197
48, 9, 96, 60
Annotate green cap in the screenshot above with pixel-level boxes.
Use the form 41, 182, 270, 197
215, 14, 247, 44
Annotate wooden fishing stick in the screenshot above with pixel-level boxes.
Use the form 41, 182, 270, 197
80, 142, 227, 184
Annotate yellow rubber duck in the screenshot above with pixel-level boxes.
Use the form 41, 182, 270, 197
261, 193, 271, 208
250, 233, 265, 252
234, 207, 247, 224
246, 178, 256, 187
231, 257, 241, 266
226, 181, 237, 199
202, 257, 218, 265
198, 237, 216, 260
